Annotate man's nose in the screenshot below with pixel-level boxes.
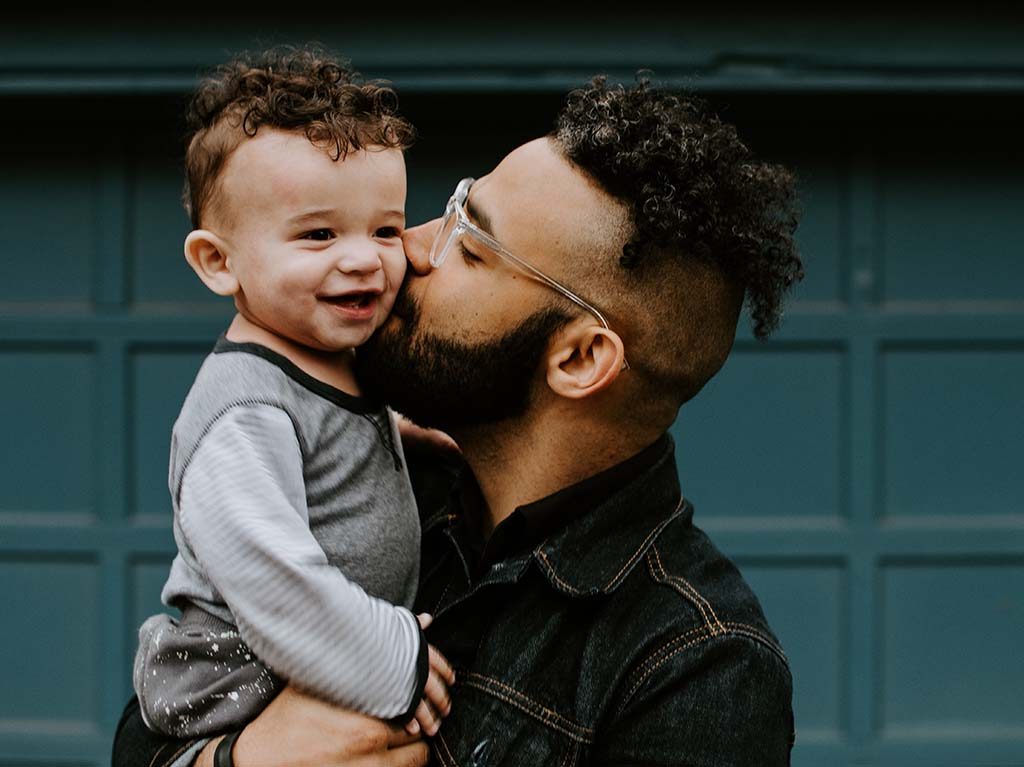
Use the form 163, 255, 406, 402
402, 219, 440, 276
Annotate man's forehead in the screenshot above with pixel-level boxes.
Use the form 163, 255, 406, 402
469, 137, 627, 262
471, 138, 569, 212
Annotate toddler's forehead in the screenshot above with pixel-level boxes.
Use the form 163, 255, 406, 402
217, 132, 334, 215
216, 133, 406, 229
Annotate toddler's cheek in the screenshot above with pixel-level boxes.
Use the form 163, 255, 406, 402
379, 251, 407, 320
375, 289, 400, 330
390, 245, 409, 284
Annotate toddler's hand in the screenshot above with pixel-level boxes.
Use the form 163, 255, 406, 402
404, 613, 456, 737
394, 413, 460, 456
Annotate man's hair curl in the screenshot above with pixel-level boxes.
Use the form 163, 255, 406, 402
183, 44, 415, 228
552, 75, 802, 338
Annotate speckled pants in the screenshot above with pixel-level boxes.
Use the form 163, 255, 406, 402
132, 605, 283, 738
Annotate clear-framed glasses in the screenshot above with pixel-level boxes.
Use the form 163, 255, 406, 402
429, 177, 629, 370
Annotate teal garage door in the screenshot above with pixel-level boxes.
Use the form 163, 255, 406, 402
1, 13, 1023, 767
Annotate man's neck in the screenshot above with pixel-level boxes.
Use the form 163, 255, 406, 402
455, 407, 664, 539
225, 313, 360, 395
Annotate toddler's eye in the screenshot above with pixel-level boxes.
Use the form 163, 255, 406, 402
301, 229, 335, 241
375, 226, 402, 239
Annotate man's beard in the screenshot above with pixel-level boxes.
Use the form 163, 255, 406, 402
354, 284, 569, 433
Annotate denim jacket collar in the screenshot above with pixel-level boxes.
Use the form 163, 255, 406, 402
432, 432, 689, 601
530, 433, 689, 598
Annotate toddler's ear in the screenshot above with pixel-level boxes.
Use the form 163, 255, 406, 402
184, 230, 239, 296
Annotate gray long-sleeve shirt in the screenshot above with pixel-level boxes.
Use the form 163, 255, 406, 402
138, 335, 422, 729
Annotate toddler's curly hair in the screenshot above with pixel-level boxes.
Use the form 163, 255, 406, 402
183, 45, 415, 228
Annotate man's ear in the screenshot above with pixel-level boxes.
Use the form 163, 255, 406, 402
184, 229, 239, 296
545, 322, 626, 400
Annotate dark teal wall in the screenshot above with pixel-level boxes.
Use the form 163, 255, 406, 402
2, 10, 1023, 767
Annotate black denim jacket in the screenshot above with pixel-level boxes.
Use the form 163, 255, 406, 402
113, 433, 794, 766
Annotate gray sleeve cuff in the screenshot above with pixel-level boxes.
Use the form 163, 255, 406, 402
386, 621, 430, 727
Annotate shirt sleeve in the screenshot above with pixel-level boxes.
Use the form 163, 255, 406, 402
593, 635, 795, 766
176, 403, 423, 720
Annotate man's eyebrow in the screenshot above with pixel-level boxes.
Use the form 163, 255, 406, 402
465, 197, 495, 237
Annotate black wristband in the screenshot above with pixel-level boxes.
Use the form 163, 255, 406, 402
214, 729, 244, 767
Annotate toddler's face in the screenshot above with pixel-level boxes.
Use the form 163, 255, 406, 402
214, 129, 408, 352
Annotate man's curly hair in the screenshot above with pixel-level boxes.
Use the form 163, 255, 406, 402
552, 75, 802, 340
183, 45, 415, 228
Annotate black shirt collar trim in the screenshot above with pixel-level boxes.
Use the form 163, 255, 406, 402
533, 436, 687, 597
213, 333, 381, 415
455, 433, 677, 577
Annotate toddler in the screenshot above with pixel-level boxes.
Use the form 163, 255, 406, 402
132, 46, 452, 742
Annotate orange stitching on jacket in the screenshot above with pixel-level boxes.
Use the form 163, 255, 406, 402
647, 546, 717, 633
435, 730, 459, 767
534, 498, 684, 595
434, 570, 458, 615
619, 621, 791, 718
648, 544, 727, 635
602, 498, 685, 591
625, 634, 717, 705
536, 549, 584, 595
463, 672, 594, 743
149, 742, 168, 767
647, 546, 711, 628
464, 680, 590, 743
561, 741, 579, 767
157, 741, 199, 767
651, 548, 724, 630
628, 624, 712, 686
723, 623, 789, 665
464, 672, 594, 739
469, 673, 594, 733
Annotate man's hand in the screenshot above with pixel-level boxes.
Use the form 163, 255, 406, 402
405, 613, 456, 737
194, 686, 428, 767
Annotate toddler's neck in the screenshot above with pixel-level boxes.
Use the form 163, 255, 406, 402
225, 313, 362, 397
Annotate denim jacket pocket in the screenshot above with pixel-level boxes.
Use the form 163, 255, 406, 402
432, 673, 591, 767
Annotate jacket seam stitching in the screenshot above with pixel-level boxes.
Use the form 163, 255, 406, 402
433, 570, 456, 615
462, 672, 594, 743
434, 730, 459, 767
536, 549, 584, 595
647, 544, 727, 635
630, 621, 788, 682
421, 509, 453, 534
155, 740, 199, 767
561, 740, 579, 767
724, 623, 790, 666
627, 624, 711, 692
148, 743, 168, 767
602, 498, 685, 591
616, 625, 792, 718
621, 633, 718, 714
534, 499, 686, 596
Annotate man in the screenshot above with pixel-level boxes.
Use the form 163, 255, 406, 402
114, 74, 803, 767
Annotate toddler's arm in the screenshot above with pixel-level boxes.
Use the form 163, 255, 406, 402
176, 403, 430, 723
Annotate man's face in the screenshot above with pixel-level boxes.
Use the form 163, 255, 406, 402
214, 129, 408, 352
355, 138, 615, 431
